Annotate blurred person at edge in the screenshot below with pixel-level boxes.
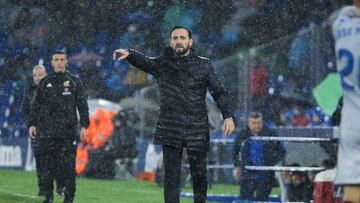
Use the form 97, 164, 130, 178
21, 64, 66, 197
332, 1, 360, 202
106, 110, 138, 176
28, 51, 90, 203
113, 26, 235, 203
232, 112, 285, 201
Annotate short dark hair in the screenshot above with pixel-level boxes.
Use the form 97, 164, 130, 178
52, 50, 67, 58
249, 111, 263, 119
321, 159, 335, 168
169, 26, 192, 39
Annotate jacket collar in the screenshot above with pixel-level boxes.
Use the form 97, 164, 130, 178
163, 47, 197, 60
54, 70, 69, 77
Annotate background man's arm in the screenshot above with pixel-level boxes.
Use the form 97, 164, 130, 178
28, 83, 44, 138
75, 78, 90, 140
20, 87, 31, 122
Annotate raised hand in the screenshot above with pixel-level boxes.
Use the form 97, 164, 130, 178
113, 49, 129, 61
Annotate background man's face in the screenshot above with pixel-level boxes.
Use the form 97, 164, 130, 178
51, 54, 68, 72
248, 117, 263, 134
170, 28, 193, 56
33, 67, 47, 85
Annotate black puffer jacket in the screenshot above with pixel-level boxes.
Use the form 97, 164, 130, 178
127, 47, 234, 151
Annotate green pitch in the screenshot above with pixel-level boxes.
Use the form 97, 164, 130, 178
0, 169, 280, 203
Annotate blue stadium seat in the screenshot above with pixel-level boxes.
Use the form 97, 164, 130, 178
0, 32, 8, 56
12, 42, 29, 60
51, 44, 67, 54
0, 126, 9, 138
68, 63, 80, 75
92, 31, 108, 55
33, 46, 48, 62
71, 42, 86, 55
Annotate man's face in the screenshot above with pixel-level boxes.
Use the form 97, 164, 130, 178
33, 67, 47, 85
170, 28, 193, 56
51, 54, 68, 72
248, 117, 263, 134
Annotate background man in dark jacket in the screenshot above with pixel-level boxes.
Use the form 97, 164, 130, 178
28, 51, 89, 203
233, 112, 285, 201
113, 26, 235, 203
107, 110, 138, 175
21, 64, 48, 196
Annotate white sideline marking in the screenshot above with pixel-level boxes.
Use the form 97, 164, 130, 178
0, 189, 39, 199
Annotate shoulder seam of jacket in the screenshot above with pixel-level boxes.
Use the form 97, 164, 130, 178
39, 75, 53, 86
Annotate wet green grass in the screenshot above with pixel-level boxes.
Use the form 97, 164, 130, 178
0, 169, 280, 202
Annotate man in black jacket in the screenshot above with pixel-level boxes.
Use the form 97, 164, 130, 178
113, 26, 235, 203
21, 64, 48, 196
28, 51, 90, 203
232, 112, 285, 201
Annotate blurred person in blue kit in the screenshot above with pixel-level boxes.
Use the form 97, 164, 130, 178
28, 51, 90, 203
233, 112, 285, 201
21, 64, 64, 197
113, 26, 235, 203
332, 1, 360, 202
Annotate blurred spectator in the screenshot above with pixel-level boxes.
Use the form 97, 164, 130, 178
84, 110, 138, 179
307, 109, 326, 127
249, 56, 269, 111
313, 159, 338, 203
10, 7, 35, 45
308, 164, 319, 183
31, 7, 47, 47
292, 105, 309, 126
280, 163, 300, 202
233, 112, 285, 201
287, 170, 313, 202
105, 110, 138, 176
77, 60, 105, 98
0, 0, 16, 32
161, 0, 202, 41
124, 64, 149, 95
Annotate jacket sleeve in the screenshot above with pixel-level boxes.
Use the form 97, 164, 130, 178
75, 78, 90, 129
207, 62, 234, 119
28, 83, 45, 127
232, 134, 242, 167
126, 49, 160, 77
20, 86, 31, 123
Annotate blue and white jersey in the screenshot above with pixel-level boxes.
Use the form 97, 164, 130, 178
332, 6, 360, 130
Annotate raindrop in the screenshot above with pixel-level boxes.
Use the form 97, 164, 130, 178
268, 87, 275, 95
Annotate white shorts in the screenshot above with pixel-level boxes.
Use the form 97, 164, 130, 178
334, 127, 360, 185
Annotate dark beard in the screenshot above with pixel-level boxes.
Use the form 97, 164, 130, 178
173, 45, 190, 56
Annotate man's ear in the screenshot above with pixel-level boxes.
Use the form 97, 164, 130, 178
189, 38, 193, 47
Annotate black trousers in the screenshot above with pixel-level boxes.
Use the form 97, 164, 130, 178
31, 139, 44, 194
32, 140, 65, 196
38, 138, 76, 201
162, 145, 208, 203
240, 176, 273, 201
